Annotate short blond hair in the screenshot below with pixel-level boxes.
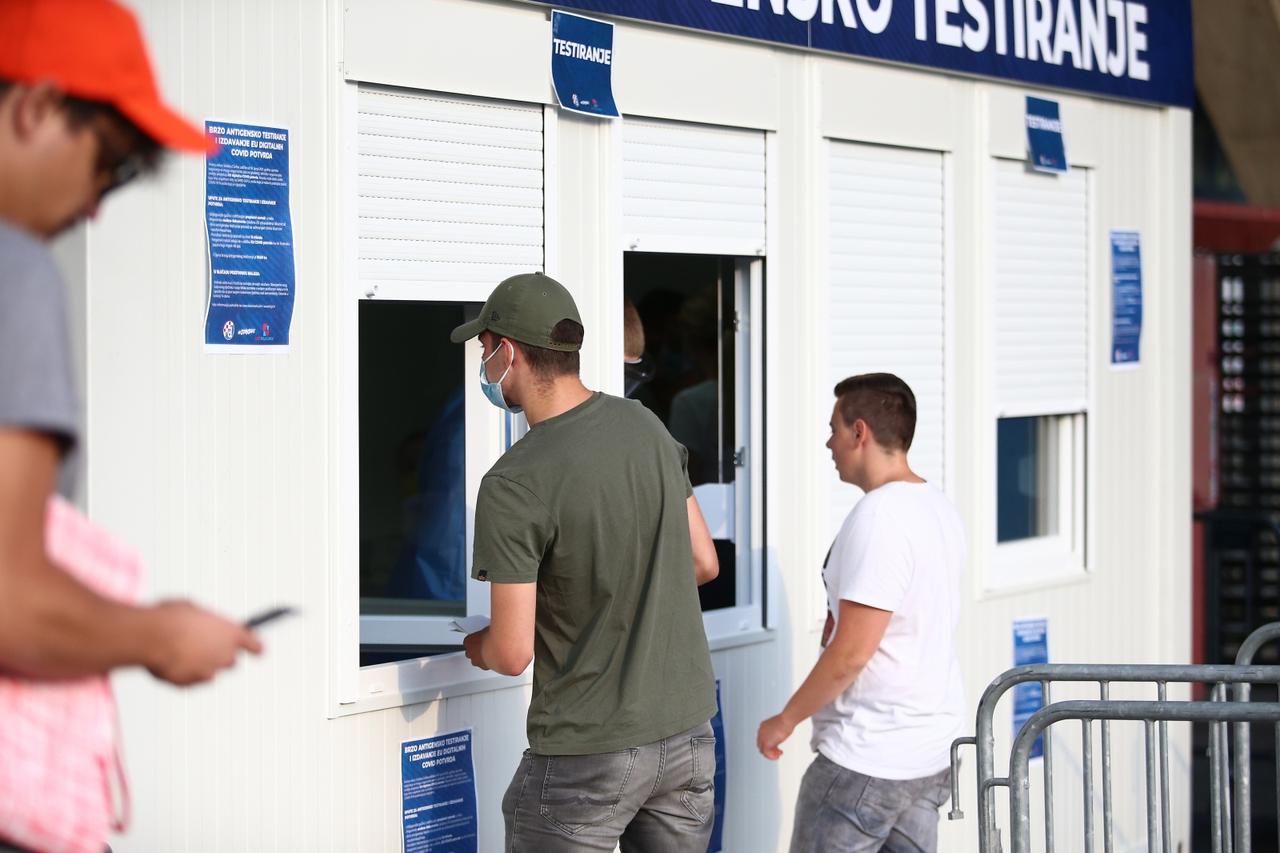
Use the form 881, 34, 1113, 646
624, 299, 645, 360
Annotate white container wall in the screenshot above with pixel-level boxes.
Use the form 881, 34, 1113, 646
86, 1, 1192, 850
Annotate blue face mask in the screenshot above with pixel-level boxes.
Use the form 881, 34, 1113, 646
479, 340, 523, 414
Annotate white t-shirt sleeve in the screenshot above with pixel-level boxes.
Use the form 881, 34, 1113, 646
831, 498, 912, 613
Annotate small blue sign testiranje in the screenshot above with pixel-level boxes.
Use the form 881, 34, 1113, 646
551, 10, 620, 118
1026, 96, 1068, 174
203, 121, 294, 351
707, 680, 726, 853
1110, 229, 1143, 368
401, 729, 478, 853
1013, 618, 1049, 760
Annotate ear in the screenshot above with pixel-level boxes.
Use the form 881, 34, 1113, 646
9, 82, 63, 142
853, 418, 868, 446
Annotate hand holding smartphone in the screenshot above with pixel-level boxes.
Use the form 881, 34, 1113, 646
244, 606, 297, 630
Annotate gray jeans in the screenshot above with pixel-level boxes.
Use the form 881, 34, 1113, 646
789, 753, 951, 852
501, 721, 716, 852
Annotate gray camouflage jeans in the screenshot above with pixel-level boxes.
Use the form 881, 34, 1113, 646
789, 753, 952, 852
501, 720, 716, 852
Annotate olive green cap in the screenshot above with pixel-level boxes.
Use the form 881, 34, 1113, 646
449, 272, 583, 351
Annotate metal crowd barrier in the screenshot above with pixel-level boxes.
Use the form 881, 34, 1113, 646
949, 639, 1280, 853
1232, 621, 1280, 853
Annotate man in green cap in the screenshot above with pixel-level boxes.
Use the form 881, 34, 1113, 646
455, 271, 721, 851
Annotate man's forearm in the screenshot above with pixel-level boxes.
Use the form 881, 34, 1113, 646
0, 558, 162, 678
779, 645, 866, 728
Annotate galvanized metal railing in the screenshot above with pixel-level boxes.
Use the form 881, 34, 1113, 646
950, 661, 1280, 852
1232, 621, 1280, 853
1006, 700, 1280, 853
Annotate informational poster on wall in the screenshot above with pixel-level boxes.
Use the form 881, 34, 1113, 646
1012, 618, 1049, 760
1026, 96, 1068, 174
400, 729, 478, 853
707, 679, 726, 853
1110, 229, 1143, 368
203, 121, 294, 352
550, 10, 620, 118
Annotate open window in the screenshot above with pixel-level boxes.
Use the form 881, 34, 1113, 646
334, 83, 547, 709
624, 252, 764, 638
358, 300, 493, 665
989, 158, 1090, 588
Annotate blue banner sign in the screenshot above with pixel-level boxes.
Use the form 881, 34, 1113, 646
204, 121, 295, 351
1012, 618, 1048, 760
1110, 229, 1143, 367
707, 680, 726, 853
551, 11, 621, 117
400, 729, 479, 853
1026, 96, 1067, 173
534, 0, 1192, 107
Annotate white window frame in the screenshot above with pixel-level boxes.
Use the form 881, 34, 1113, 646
699, 257, 766, 645
988, 412, 1087, 590
615, 120, 773, 648
328, 87, 557, 716
986, 158, 1092, 592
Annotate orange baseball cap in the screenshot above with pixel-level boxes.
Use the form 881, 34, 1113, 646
0, 0, 215, 153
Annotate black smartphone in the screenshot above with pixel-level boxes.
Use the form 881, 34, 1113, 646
244, 606, 297, 629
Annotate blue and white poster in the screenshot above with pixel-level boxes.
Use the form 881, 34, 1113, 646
1026, 96, 1068, 174
707, 680, 726, 853
1012, 618, 1049, 760
1110, 229, 1143, 367
401, 729, 479, 853
551, 11, 620, 118
203, 121, 294, 352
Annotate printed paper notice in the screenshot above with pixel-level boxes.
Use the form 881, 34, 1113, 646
401, 729, 478, 853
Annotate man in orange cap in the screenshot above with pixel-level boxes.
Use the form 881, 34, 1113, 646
0, 0, 261, 809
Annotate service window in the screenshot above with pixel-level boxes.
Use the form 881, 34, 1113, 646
989, 159, 1090, 587
620, 116, 768, 640
624, 253, 757, 620
342, 83, 546, 695
358, 300, 486, 664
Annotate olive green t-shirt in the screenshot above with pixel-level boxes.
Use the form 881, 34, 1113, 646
472, 392, 717, 755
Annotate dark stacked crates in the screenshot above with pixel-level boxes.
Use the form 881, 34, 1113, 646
1209, 253, 1280, 665
1193, 254, 1280, 852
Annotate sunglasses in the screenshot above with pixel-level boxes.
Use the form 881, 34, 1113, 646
86, 114, 150, 198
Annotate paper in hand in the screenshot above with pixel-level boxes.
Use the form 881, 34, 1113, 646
449, 614, 491, 634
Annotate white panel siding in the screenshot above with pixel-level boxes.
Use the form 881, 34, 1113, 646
357, 86, 544, 293
622, 117, 767, 255
993, 160, 1089, 415
82, 2, 1190, 850
828, 142, 946, 533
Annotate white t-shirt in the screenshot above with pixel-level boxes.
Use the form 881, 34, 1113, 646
810, 480, 967, 780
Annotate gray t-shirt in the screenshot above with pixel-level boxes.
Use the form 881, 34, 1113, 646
0, 221, 79, 463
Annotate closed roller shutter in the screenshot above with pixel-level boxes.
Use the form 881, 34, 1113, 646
357, 85, 544, 298
992, 159, 1089, 416
622, 117, 766, 256
828, 141, 946, 533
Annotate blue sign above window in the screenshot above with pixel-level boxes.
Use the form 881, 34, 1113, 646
551, 10, 621, 118
534, 0, 1192, 108
1026, 96, 1068, 173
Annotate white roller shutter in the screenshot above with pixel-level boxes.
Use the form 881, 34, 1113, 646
992, 159, 1089, 415
356, 86, 544, 299
828, 141, 946, 534
622, 118, 766, 256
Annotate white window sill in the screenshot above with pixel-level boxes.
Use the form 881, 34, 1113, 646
333, 622, 775, 717
708, 626, 775, 653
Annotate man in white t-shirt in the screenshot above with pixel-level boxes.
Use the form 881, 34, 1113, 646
757, 372, 966, 852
